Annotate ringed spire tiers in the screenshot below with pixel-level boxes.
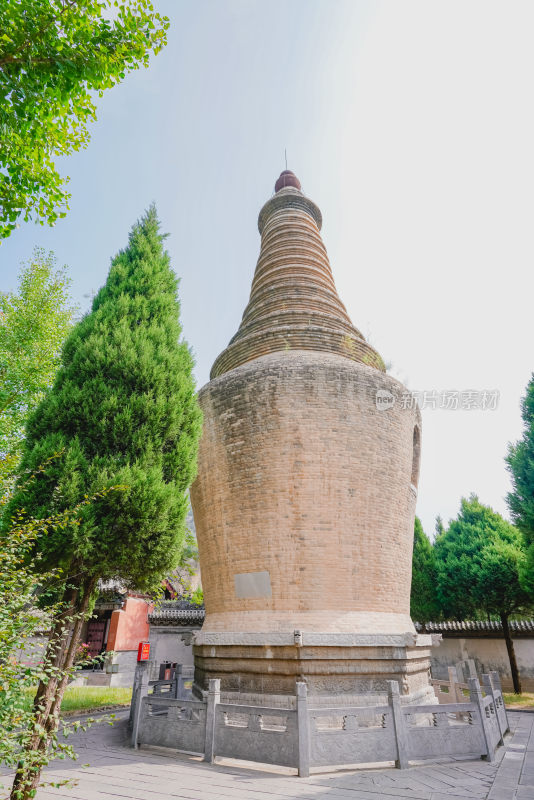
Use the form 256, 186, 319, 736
210, 171, 385, 379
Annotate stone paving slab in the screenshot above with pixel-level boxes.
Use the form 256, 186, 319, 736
2, 711, 533, 799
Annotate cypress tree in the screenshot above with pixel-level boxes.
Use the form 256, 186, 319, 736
6, 206, 202, 797
410, 516, 440, 624
506, 374, 534, 595
434, 495, 531, 693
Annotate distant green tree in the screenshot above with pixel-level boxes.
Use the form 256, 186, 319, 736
410, 516, 440, 623
5, 207, 202, 797
435, 495, 531, 693
0, 0, 169, 238
435, 514, 445, 538
0, 250, 74, 499
506, 374, 534, 595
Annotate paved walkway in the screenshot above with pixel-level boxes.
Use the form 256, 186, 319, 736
2, 711, 534, 800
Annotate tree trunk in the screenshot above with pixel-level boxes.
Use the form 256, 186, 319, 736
501, 612, 522, 694
10, 574, 98, 800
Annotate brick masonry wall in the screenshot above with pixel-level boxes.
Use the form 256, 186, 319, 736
191, 350, 421, 636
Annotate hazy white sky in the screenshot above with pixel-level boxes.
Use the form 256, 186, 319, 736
1, 0, 533, 536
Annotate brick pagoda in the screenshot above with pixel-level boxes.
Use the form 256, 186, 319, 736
190, 171, 436, 705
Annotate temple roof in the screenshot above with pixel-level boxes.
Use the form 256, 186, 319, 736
211, 171, 385, 379
149, 604, 205, 627
415, 620, 534, 635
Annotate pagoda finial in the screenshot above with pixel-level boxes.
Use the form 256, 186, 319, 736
275, 169, 301, 193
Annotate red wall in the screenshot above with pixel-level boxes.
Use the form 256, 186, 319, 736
107, 596, 152, 652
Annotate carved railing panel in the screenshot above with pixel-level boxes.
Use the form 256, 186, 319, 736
309, 706, 396, 767
214, 703, 298, 768
403, 701, 485, 760
138, 696, 207, 754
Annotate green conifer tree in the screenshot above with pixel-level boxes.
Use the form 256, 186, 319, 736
506, 374, 534, 595
435, 495, 531, 693
5, 206, 202, 797
410, 516, 440, 624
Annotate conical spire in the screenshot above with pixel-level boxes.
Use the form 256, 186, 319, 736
210, 171, 385, 378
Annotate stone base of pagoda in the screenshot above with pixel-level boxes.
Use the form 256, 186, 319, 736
192, 631, 440, 706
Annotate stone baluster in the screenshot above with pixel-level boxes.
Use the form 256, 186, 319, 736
469, 677, 495, 762
465, 659, 478, 680
490, 669, 502, 692
296, 681, 310, 778
204, 678, 220, 763
490, 670, 509, 732
131, 661, 149, 749
129, 663, 141, 728
387, 681, 409, 769
447, 665, 461, 703
482, 673, 503, 745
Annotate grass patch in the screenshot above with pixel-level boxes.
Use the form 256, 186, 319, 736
22, 686, 132, 715
503, 692, 534, 708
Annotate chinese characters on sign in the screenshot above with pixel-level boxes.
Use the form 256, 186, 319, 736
137, 641, 150, 662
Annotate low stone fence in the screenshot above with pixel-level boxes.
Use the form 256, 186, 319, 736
139, 695, 207, 754
430, 659, 486, 706
130, 669, 508, 777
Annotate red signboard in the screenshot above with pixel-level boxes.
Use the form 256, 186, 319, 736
137, 641, 150, 662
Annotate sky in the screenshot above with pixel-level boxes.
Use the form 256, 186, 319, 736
1, 0, 533, 537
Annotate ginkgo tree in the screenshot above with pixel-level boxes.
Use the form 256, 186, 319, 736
0, 0, 169, 238
0, 250, 74, 499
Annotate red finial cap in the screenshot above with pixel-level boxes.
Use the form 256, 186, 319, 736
275, 170, 301, 193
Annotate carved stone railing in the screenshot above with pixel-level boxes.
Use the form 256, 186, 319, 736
214, 701, 299, 768
431, 659, 479, 704
308, 700, 397, 769
138, 695, 207, 754
130, 669, 509, 777
431, 663, 508, 733
431, 668, 470, 704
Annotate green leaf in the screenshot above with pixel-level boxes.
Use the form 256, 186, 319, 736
0, 0, 168, 238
